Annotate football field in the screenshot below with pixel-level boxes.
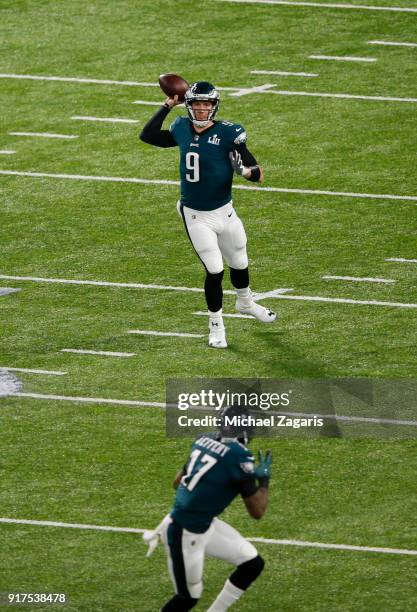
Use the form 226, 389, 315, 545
1, 0, 417, 610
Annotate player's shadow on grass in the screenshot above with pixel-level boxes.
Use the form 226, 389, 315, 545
244, 329, 343, 438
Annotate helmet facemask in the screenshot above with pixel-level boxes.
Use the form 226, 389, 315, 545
184, 81, 220, 128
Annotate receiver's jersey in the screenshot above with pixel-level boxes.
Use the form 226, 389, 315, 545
169, 118, 247, 211
171, 433, 256, 533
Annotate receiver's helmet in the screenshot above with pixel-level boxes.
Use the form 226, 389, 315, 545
218, 404, 254, 445
184, 81, 220, 128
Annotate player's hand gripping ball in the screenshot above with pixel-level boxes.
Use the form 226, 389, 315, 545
158, 73, 189, 102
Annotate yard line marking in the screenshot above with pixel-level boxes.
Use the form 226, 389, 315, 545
0, 277, 416, 308
0, 150, 16, 154
273, 294, 417, 308
2, 170, 417, 202
71, 115, 139, 124
264, 90, 417, 103
0, 73, 159, 87
248, 536, 417, 556
254, 288, 294, 299
10, 394, 417, 427
309, 55, 376, 62
193, 311, 254, 319
0, 274, 234, 295
368, 40, 417, 48
1, 73, 416, 102
8, 132, 78, 139
217, 0, 417, 14
385, 257, 417, 263
0, 367, 66, 376
132, 100, 185, 106
14, 392, 165, 407
229, 83, 277, 97
60, 349, 135, 357
127, 330, 204, 338
0, 288, 21, 296
323, 275, 395, 284
251, 70, 318, 77
1, 517, 417, 556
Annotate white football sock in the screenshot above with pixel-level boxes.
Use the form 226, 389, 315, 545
206, 579, 245, 611
209, 308, 223, 318
236, 287, 250, 298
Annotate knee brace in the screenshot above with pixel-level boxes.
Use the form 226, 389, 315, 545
161, 594, 199, 611
229, 555, 265, 591
204, 270, 224, 312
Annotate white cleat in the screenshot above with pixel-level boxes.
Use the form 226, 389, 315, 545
208, 319, 227, 348
236, 297, 277, 323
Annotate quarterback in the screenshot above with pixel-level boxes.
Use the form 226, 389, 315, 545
143, 405, 272, 611
140, 81, 276, 348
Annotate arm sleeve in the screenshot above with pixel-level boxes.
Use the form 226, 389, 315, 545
139, 105, 178, 148
234, 142, 258, 167
235, 477, 258, 498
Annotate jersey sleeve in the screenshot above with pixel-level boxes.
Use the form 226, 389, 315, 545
228, 446, 256, 481
231, 123, 248, 147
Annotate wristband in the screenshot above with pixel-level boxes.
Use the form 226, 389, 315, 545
162, 103, 172, 110
246, 166, 261, 182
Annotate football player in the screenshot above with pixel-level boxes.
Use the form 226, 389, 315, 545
143, 405, 272, 611
140, 81, 276, 348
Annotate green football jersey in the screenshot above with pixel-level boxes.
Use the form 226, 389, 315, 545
169, 117, 247, 211
171, 433, 256, 533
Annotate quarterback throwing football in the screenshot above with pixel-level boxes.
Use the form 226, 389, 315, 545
143, 405, 272, 611
140, 81, 276, 348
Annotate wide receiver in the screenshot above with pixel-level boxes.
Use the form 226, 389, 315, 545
140, 81, 276, 348
143, 405, 272, 611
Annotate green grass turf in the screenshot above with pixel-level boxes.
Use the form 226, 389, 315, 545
1, 0, 417, 610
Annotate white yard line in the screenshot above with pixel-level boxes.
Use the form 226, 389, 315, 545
1, 170, 417, 202
10, 393, 417, 427
217, 0, 417, 13
0, 367, 66, 376
385, 257, 417, 263
14, 392, 165, 407
60, 349, 135, 357
8, 132, 78, 139
323, 275, 395, 284
1, 275, 416, 308
251, 70, 318, 77
193, 311, 254, 319
0, 74, 159, 87
228, 83, 277, 97
0, 288, 20, 296
263, 90, 417, 103
132, 100, 167, 106
71, 115, 139, 124
0, 150, 16, 154
132, 100, 185, 106
273, 294, 417, 308
1, 517, 416, 556
1, 72, 416, 102
309, 55, 376, 62
0, 274, 233, 295
127, 330, 204, 338
368, 40, 417, 48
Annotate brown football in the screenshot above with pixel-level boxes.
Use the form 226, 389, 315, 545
158, 73, 189, 102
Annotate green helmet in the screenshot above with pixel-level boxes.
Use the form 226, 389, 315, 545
184, 81, 220, 127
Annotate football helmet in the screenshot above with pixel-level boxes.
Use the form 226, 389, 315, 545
184, 81, 220, 128
218, 404, 254, 445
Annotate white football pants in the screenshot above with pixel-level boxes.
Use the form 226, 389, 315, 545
161, 516, 258, 599
178, 201, 248, 274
